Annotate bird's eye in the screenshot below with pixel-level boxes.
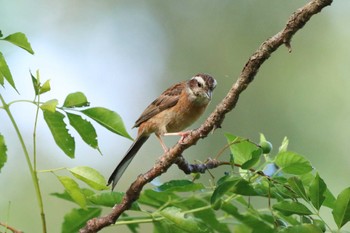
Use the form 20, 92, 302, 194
197, 82, 203, 88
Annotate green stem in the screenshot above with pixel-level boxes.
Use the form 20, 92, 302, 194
37, 167, 66, 173
33, 95, 40, 171
183, 205, 212, 214
0, 95, 47, 233
7, 99, 37, 106
115, 216, 163, 226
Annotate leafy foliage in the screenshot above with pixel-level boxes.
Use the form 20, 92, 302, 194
47, 134, 350, 232
28, 70, 131, 158
0, 32, 33, 92
0, 30, 135, 232
42, 135, 349, 232
62, 208, 101, 233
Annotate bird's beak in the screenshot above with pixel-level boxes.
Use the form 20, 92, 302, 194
206, 90, 212, 99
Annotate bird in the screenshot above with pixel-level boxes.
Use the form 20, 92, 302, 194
107, 73, 217, 190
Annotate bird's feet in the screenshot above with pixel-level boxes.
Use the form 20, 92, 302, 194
164, 130, 192, 144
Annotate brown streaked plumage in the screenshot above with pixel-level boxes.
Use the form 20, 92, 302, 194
107, 73, 217, 190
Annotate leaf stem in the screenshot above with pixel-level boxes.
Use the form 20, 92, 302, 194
182, 205, 212, 214
114, 216, 163, 226
37, 167, 66, 173
0, 94, 47, 233
33, 94, 40, 171
6, 99, 36, 106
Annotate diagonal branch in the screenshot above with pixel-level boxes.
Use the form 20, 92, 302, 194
80, 0, 333, 232
0, 222, 23, 233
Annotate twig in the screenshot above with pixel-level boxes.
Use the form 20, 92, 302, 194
174, 156, 297, 200
174, 156, 221, 174
80, 0, 333, 232
0, 222, 23, 233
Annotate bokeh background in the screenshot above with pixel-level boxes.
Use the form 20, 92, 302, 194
1, 0, 350, 232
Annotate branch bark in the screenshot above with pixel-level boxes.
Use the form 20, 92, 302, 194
80, 0, 333, 232
0, 222, 23, 233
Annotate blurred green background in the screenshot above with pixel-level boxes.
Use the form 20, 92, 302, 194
1, 0, 350, 232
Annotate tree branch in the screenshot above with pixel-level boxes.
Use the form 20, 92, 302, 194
0, 222, 23, 233
80, 0, 333, 232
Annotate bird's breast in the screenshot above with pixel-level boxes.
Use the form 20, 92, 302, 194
164, 93, 208, 133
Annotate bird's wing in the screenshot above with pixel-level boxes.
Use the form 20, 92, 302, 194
133, 82, 183, 128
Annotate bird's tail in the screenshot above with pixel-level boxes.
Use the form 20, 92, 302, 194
107, 135, 150, 190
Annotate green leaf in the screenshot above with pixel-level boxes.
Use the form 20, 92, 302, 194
40, 99, 58, 112
312, 219, 326, 232
68, 166, 108, 191
0, 52, 17, 92
61, 208, 101, 233
63, 92, 89, 108
279, 137, 289, 153
323, 188, 336, 209
273, 201, 312, 216
58, 176, 87, 209
279, 224, 323, 233
299, 172, 315, 186
212, 177, 259, 205
138, 189, 179, 208
87, 192, 124, 207
211, 177, 240, 205
225, 133, 262, 169
254, 180, 293, 200
51, 188, 95, 204
309, 173, 327, 210
160, 207, 209, 233
232, 179, 259, 196
181, 197, 230, 233
240, 213, 275, 233
66, 113, 99, 151
221, 202, 274, 233
288, 176, 308, 201
0, 68, 3, 85
155, 180, 205, 192
43, 110, 75, 158
2, 32, 34, 54
332, 187, 350, 228
0, 134, 7, 172
154, 219, 185, 233
39, 79, 51, 94
30, 70, 50, 95
30, 70, 40, 95
81, 107, 132, 140
88, 192, 140, 210
275, 151, 312, 175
